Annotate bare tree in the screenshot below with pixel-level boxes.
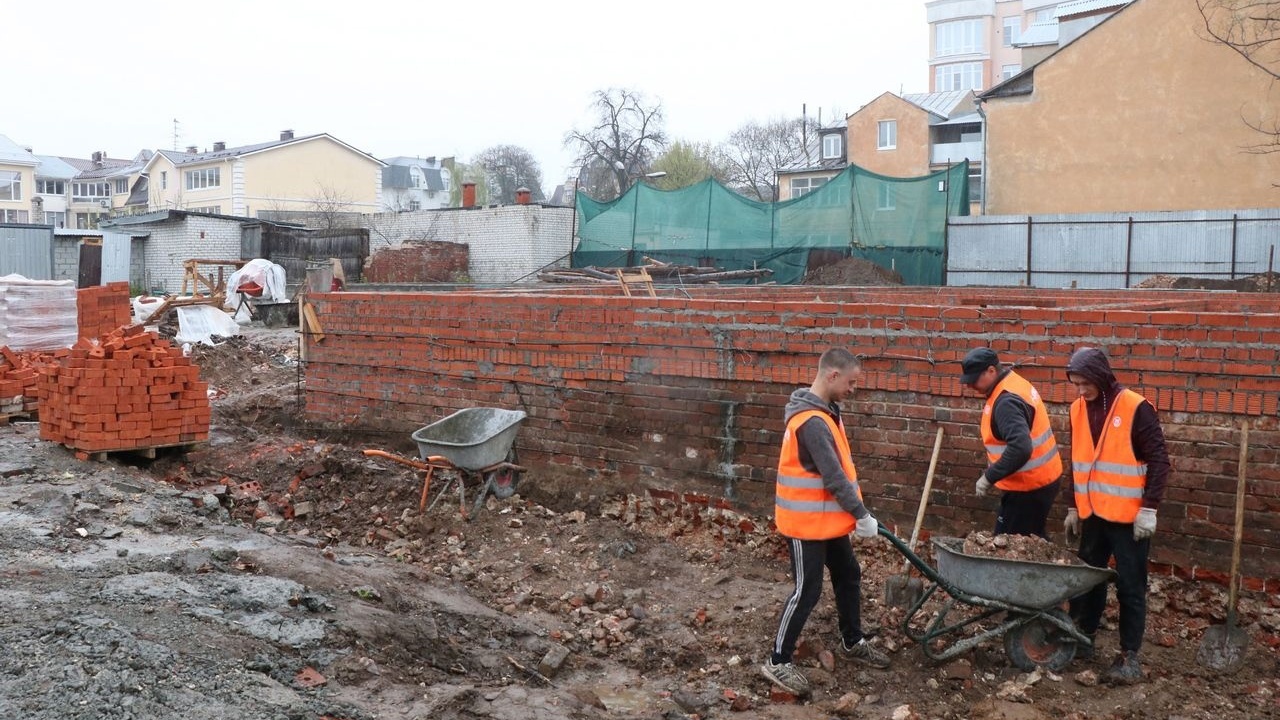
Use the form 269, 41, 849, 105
472, 145, 546, 204
1197, 0, 1280, 156
718, 117, 819, 202
565, 88, 667, 200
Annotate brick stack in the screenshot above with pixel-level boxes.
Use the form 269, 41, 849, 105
0, 347, 64, 418
77, 282, 133, 341
37, 325, 211, 453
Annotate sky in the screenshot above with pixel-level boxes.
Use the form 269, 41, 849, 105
5, 0, 927, 187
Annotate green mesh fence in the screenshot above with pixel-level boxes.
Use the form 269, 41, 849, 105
574, 161, 969, 285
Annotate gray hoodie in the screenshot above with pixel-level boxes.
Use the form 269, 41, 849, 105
784, 388, 870, 520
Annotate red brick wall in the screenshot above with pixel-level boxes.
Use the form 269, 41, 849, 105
364, 242, 469, 283
302, 286, 1280, 583
77, 282, 132, 340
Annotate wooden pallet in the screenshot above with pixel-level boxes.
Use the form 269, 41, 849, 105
72, 440, 207, 462
0, 411, 36, 426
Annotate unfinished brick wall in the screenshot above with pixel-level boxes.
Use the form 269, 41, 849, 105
302, 286, 1280, 584
364, 241, 468, 283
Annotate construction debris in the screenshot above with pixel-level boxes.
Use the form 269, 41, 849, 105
539, 259, 773, 286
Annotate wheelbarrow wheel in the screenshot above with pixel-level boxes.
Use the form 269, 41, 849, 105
485, 449, 521, 500
1003, 609, 1076, 672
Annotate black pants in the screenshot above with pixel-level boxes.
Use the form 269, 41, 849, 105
995, 479, 1059, 539
770, 535, 864, 664
1069, 515, 1149, 653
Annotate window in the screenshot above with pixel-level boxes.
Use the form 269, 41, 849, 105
935, 19, 983, 57
1002, 64, 1022, 80
1, 209, 29, 222
72, 181, 110, 199
935, 63, 984, 91
821, 134, 842, 160
186, 205, 221, 214
968, 168, 983, 204
409, 199, 422, 211
1003, 17, 1021, 47
0, 171, 22, 201
1034, 8, 1055, 22
114, 178, 129, 194
185, 167, 220, 190
877, 184, 895, 211
877, 120, 897, 150
160, 171, 167, 190
789, 176, 829, 198
45, 211, 66, 227
410, 168, 422, 188
37, 179, 65, 195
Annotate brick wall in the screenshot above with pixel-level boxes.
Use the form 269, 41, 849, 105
301, 286, 1280, 583
365, 205, 573, 284
139, 217, 243, 295
365, 241, 468, 283
52, 237, 80, 282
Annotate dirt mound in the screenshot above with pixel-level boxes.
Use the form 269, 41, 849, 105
1136, 272, 1280, 292
802, 257, 904, 286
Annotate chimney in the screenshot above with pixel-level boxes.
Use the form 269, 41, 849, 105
213, 141, 226, 152
515, 187, 532, 205
280, 129, 294, 141
462, 182, 477, 209
186, 145, 198, 154
91, 151, 102, 163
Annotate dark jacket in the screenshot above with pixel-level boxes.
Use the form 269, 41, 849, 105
1065, 348, 1170, 509
785, 389, 870, 520
983, 368, 1037, 483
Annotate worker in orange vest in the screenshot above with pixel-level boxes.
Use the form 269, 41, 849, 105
761, 348, 890, 698
960, 347, 1064, 538
1064, 347, 1169, 685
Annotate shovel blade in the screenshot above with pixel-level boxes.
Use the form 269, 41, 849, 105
1196, 623, 1250, 672
885, 575, 924, 609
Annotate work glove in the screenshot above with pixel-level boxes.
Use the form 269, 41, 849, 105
854, 514, 879, 539
1064, 508, 1081, 540
975, 474, 992, 497
1133, 508, 1157, 541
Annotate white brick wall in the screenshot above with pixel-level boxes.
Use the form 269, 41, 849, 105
365, 205, 573, 284
140, 217, 244, 295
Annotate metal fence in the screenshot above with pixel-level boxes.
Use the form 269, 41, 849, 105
0, 224, 54, 280
946, 209, 1280, 288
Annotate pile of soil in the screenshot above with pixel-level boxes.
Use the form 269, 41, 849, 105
962, 531, 1084, 565
1135, 272, 1280, 292
801, 257, 904, 286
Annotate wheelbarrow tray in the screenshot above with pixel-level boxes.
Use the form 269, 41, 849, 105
411, 408, 526, 471
933, 536, 1115, 610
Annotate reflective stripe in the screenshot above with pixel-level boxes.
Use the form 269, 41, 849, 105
776, 497, 841, 513
776, 473, 827, 490
1073, 461, 1147, 477
1031, 427, 1054, 448
988, 429, 1055, 463
1074, 480, 1145, 499
985, 443, 1005, 456
1020, 446, 1059, 471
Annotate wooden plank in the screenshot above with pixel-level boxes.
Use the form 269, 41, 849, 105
302, 302, 325, 342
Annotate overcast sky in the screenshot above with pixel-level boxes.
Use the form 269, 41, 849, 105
7, 0, 927, 186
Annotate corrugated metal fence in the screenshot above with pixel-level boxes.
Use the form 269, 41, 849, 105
0, 224, 54, 280
947, 209, 1280, 288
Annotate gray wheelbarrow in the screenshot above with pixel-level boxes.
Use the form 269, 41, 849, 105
363, 408, 528, 519
878, 525, 1116, 671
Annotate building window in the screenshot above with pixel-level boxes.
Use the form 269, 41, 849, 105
409, 199, 422, 211
160, 171, 168, 190
45, 211, 66, 227
37, 179, 65, 195
186, 205, 221, 214
821, 134, 842, 160
0, 171, 22, 201
936, 18, 983, 57
410, 168, 422, 188
1, 209, 29, 222
968, 168, 983, 204
1003, 17, 1021, 47
877, 120, 897, 150
790, 176, 829, 198
935, 63, 984, 91
185, 167, 221, 190
114, 178, 129, 194
1034, 8, 1055, 22
877, 184, 895, 211
72, 181, 110, 200
1002, 64, 1022, 80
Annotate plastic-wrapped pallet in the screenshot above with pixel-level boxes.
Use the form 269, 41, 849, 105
0, 274, 78, 351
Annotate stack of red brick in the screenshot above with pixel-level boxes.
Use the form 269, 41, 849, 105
38, 325, 211, 453
0, 347, 63, 418
77, 282, 133, 341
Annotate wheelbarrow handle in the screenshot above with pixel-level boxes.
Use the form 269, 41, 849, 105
362, 449, 450, 472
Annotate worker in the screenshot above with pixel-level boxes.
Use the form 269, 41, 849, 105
959, 347, 1063, 538
761, 348, 889, 698
1064, 347, 1169, 684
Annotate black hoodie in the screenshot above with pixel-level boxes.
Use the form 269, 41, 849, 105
1065, 347, 1170, 510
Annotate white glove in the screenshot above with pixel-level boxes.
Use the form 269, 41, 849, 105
1064, 508, 1080, 539
855, 514, 879, 538
1133, 508, 1157, 541
975, 474, 992, 497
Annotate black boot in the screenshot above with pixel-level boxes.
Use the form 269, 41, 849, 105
1103, 650, 1142, 684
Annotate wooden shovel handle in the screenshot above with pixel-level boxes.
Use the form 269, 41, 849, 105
1227, 421, 1248, 615
903, 427, 944, 572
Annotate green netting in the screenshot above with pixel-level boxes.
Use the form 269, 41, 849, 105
574, 161, 969, 285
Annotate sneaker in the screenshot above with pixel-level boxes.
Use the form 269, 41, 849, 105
841, 638, 891, 669
761, 659, 811, 696
1102, 651, 1143, 685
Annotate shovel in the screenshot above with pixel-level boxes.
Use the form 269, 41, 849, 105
1196, 420, 1251, 672
885, 426, 944, 608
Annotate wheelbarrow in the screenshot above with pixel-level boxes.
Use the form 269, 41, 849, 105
877, 524, 1115, 671
363, 407, 528, 520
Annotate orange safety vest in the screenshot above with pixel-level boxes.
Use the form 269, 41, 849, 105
981, 372, 1063, 492
1071, 389, 1148, 523
775, 409, 862, 540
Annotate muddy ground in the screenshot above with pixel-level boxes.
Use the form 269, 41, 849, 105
1, 326, 1278, 719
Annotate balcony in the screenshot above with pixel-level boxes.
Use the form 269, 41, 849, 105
932, 140, 983, 165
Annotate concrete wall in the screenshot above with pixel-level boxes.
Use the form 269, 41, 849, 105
302, 285, 1280, 584
982, 0, 1280, 214
365, 205, 573, 284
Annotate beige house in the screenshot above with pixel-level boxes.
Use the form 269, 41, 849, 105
775, 126, 848, 201
0, 135, 39, 224
141, 131, 384, 218
979, 0, 1280, 214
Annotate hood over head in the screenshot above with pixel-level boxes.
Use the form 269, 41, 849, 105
1066, 347, 1119, 394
